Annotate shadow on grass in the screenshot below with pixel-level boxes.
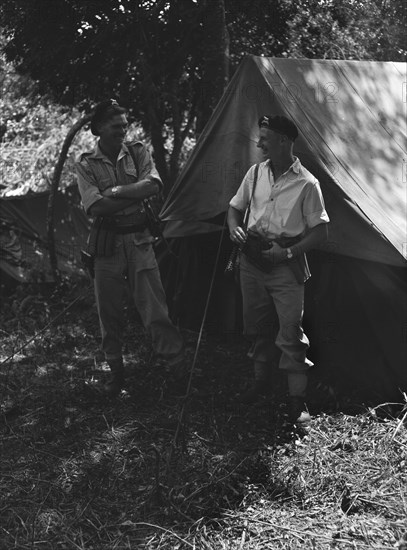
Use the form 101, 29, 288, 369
1, 285, 404, 549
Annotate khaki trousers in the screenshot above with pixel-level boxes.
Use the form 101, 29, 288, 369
240, 254, 313, 373
94, 234, 183, 362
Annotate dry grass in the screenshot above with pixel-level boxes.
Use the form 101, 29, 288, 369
1, 281, 406, 549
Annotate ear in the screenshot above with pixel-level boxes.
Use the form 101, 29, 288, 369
281, 135, 293, 146
96, 120, 106, 135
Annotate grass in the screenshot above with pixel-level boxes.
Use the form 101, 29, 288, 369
1, 280, 406, 549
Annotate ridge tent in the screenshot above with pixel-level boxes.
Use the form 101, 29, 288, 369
159, 56, 407, 400
0, 187, 89, 285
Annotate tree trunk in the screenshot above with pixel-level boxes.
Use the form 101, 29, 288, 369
47, 114, 92, 282
147, 100, 171, 193
196, 0, 230, 135
139, 50, 171, 193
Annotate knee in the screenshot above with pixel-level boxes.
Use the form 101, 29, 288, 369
280, 323, 303, 341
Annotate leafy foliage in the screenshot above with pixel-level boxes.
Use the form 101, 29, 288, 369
0, 47, 160, 196
0, 0, 205, 189
0, 0, 405, 193
283, 0, 407, 60
0, 50, 97, 195
226, 0, 406, 61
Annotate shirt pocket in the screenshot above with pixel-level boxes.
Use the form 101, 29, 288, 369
98, 177, 113, 191
124, 168, 139, 183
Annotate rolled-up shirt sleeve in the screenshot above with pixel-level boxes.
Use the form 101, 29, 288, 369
75, 160, 103, 215
134, 144, 163, 192
303, 181, 330, 228
229, 165, 256, 212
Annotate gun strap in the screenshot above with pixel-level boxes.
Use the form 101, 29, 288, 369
243, 163, 259, 230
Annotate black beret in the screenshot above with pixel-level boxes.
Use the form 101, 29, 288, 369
258, 115, 298, 141
90, 99, 125, 136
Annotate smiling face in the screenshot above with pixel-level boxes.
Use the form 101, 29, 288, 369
257, 127, 282, 160
98, 113, 128, 151
257, 126, 292, 162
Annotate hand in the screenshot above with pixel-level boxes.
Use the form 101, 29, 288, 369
261, 242, 286, 264
230, 226, 247, 245
102, 187, 113, 198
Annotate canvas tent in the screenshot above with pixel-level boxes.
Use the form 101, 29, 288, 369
160, 56, 407, 400
0, 187, 89, 285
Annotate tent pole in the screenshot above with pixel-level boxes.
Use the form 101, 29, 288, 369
166, 224, 227, 472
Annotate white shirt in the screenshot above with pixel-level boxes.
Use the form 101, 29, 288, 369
229, 158, 329, 239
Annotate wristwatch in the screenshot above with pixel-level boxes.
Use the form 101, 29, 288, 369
111, 186, 119, 197
286, 247, 293, 259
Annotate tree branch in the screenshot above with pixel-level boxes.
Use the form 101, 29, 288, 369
47, 113, 92, 282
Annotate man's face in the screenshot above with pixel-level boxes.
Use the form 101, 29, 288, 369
98, 114, 128, 148
257, 127, 284, 159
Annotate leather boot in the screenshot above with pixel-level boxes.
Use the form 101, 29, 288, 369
288, 396, 311, 425
104, 358, 125, 397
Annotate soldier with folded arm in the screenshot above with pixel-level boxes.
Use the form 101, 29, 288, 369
75, 100, 185, 396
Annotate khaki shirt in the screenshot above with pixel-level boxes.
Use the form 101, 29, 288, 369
229, 158, 329, 239
75, 140, 162, 244
75, 141, 162, 214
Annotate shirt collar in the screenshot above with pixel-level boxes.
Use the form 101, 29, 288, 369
267, 157, 301, 176
88, 141, 128, 162
291, 157, 301, 174
119, 143, 130, 161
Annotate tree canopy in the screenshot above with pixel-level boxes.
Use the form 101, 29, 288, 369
0, 0, 405, 190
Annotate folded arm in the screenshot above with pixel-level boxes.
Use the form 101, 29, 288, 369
90, 179, 159, 217
102, 178, 159, 200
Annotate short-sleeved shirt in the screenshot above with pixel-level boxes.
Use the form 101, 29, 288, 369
229, 158, 329, 239
75, 141, 162, 244
75, 140, 162, 216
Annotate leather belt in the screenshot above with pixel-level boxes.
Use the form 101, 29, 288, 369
110, 223, 147, 234
247, 233, 302, 250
